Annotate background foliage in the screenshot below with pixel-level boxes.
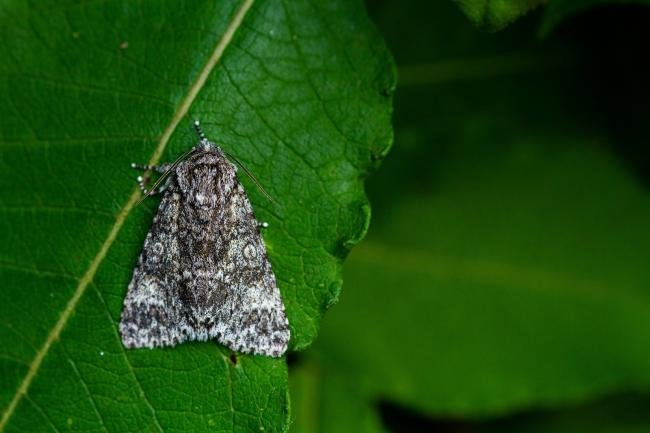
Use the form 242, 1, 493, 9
290, 0, 650, 432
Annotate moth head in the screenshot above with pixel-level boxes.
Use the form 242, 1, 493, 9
199, 138, 214, 151
193, 119, 223, 153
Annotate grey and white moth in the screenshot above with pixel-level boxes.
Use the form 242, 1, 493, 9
119, 121, 290, 357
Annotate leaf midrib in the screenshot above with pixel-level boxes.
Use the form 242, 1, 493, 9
0, 0, 255, 430
353, 241, 650, 304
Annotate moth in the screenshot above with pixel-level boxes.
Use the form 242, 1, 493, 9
119, 121, 290, 357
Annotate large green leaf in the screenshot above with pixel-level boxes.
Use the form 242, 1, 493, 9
0, 1, 395, 432
297, 0, 650, 425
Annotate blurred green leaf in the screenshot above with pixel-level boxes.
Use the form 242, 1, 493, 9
302, 0, 650, 424
289, 359, 387, 433
0, 1, 394, 432
454, 0, 544, 30
289, 362, 650, 433
454, 0, 650, 33
378, 393, 650, 433
318, 139, 650, 415
477, 395, 650, 433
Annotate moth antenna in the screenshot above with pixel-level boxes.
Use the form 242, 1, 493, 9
193, 120, 206, 140
224, 150, 277, 204
136, 146, 197, 206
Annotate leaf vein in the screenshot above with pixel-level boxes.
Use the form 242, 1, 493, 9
91, 284, 164, 433
61, 343, 111, 433
23, 394, 61, 433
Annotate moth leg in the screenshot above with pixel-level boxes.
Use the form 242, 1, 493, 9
135, 175, 171, 196
130, 162, 172, 173
131, 163, 173, 195
258, 221, 269, 229
135, 174, 148, 194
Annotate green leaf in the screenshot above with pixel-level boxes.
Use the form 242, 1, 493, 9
318, 140, 650, 415
540, 0, 650, 35
475, 395, 650, 433
454, 0, 545, 30
0, 1, 395, 432
306, 0, 650, 421
290, 365, 650, 433
288, 359, 388, 433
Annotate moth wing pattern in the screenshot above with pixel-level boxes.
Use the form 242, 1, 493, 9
209, 180, 290, 357
120, 139, 290, 357
119, 190, 185, 348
